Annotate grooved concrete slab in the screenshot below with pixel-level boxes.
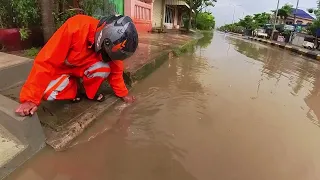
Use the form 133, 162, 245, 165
0, 125, 26, 167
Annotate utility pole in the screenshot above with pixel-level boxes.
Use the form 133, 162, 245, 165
290, 0, 300, 43
293, 0, 300, 24
271, 0, 280, 40
232, 5, 236, 24
232, 4, 241, 24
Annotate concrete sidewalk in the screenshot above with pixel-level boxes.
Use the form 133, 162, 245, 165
0, 32, 200, 155
0, 53, 32, 69
247, 37, 320, 61
0, 53, 46, 180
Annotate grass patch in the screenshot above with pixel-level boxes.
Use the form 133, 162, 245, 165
172, 39, 197, 56
199, 30, 213, 33
24, 47, 40, 58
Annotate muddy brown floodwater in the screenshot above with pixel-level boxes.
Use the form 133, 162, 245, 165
6, 32, 320, 180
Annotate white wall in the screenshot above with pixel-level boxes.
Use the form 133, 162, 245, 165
152, 0, 163, 27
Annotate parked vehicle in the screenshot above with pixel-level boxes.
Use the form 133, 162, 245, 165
255, 29, 268, 38
303, 41, 315, 49
303, 36, 319, 50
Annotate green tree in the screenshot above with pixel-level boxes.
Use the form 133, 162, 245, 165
218, 23, 244, 33
238, 15, 258, 30
194, 0, 216, 29
184, 0, 217, 30
11, 0, 41, 28
10, 0, 42, 40
279, 4, 293, 19
253, 12, 271, 27
272, 3, 293, 23
80, 0, 104, 17
42, 0, 105, 41
307, 1, 320, 49
0, 0, 14, 28
196, 12, 215, 30
307, 1, 320, 35
307, 19, 320, 36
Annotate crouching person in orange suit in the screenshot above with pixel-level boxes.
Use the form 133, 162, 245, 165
15, 14, 139, 117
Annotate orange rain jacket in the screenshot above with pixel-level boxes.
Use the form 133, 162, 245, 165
20, 15, 128, 106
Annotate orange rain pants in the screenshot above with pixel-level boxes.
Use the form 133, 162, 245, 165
20, 15, 129, 106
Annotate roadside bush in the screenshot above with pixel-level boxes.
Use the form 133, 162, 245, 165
218, 24, 244, 34
54, 9, 84, 28
25, 47, 40, 58
80, 0, 104, 17
196, 12, 215, 30
0, 0, 41, 40
54, 0, 117, 28
11, 0, 41, 28
0, 0, 13, 28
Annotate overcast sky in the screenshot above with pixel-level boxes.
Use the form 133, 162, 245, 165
208, 0, 318, 27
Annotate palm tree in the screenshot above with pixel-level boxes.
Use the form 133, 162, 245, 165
194, 0, 216, 29
279, 4, 293, 19
272, 4, 293, 24
253, 12, 271, 27
184, 0, 217, 31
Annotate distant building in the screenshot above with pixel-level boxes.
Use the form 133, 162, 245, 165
123, 0, 190, 33
71, 0, 191, 33
124, 0, 153, 33
285, 9, 314, 26
153, 0, 190, 29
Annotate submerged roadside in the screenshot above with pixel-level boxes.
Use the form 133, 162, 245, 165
0, 31, 205, 179
0, 32, 204, 152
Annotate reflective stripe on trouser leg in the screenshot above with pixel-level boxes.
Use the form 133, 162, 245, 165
84, 61, 110, 78
83, 61, 111, 99
43, 75, 78, 101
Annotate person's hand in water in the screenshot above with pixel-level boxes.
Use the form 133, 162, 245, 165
15, 101, 38, 117
122, 95, 136, 103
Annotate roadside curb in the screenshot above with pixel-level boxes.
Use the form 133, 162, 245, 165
0, 54, 46, 179
0, 94, 46, 180
45, 36, 201, 151
124, 38, 198, 86
227, 32, 243, 37
248, 37, 320, 61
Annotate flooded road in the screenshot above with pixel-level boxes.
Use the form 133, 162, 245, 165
6, 32, 320, 180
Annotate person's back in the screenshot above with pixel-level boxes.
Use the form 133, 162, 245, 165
41, 15, 100, 69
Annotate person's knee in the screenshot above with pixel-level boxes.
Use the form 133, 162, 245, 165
43, 91, 58, 101
89, 71, 110, 79
43, 75, 70, 101
85, 62, 110, 79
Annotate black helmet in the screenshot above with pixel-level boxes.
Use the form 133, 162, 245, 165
95, 15, 138, 61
